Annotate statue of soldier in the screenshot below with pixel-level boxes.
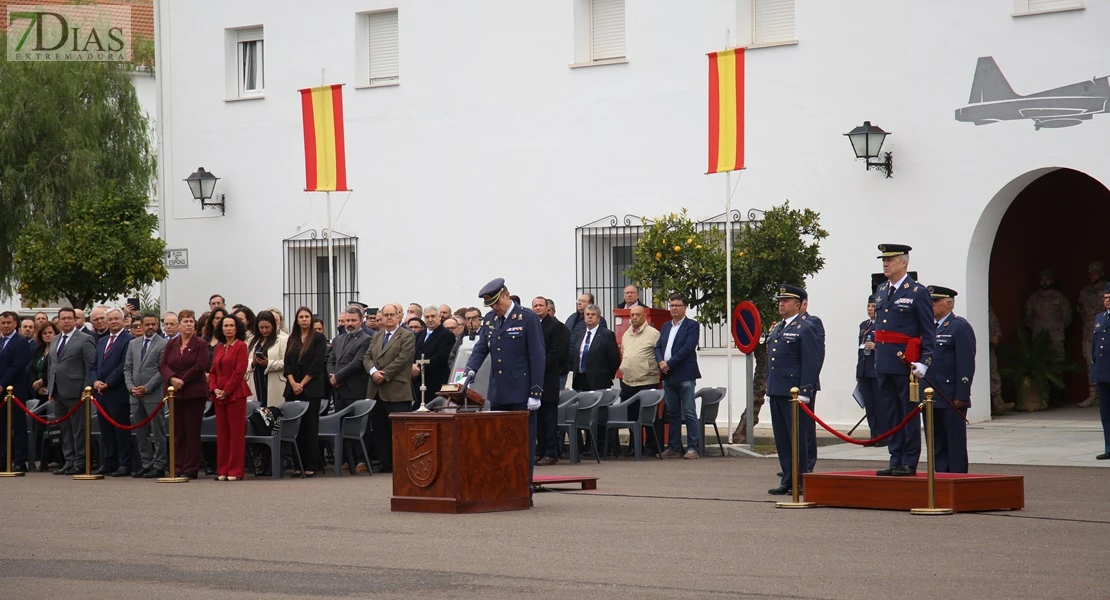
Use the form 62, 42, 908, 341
1077, 261, 1106, 407
988, 306, 1015, 415
1024, 269, 1072, 362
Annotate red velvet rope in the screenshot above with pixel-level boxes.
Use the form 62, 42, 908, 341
800, 401, 923, 446
12, 396, 85, 426
89, 396, 168, 431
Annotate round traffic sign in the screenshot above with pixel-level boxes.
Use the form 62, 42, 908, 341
731, 301, 762, 354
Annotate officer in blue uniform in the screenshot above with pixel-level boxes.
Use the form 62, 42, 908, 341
856, 295, 886, 446
465, 278, 545, 499
766, 284, 821, 495
1089, 284, 1110, 460
927, 285, 975, 473
873, 244, 935, 476
799, 301, 825, 472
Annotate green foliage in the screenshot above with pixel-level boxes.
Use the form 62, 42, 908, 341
626, 209, 726, 309
13, 185, 168, 310
998, 327, 1078, 409
0, 30, 156, 289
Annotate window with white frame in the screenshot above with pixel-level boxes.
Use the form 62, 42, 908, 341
1012, 0, 1084, 16
590, 0, 625, 62
236, 27, 264, 96
736, 0, 796, 48
366, 10, 399, 85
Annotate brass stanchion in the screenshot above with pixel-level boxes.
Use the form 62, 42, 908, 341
158, 386, 188, 483
73, 387, 102, 480
0, 387, 24, 477
776, 387, 815, 509
912, 387, 953, 516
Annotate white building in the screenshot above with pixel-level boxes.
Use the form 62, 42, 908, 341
152, 0, 1110, 430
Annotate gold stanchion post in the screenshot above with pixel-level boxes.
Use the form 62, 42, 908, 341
73, 387, 102, 480
912, 387, 952, 515
0, 387, 24, 477
158, 386, 188, 483
776, 387, 815, 509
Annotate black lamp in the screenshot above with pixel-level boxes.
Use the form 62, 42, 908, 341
183, 167, 225, 215
844, 121, 893, 178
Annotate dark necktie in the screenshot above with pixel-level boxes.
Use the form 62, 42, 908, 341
0, 336, 8, 352
579, 330, 592, 372
936, 321, 942, 330
141, 337, 151, 361
383, 331, 392, 347
105, 334, 117, 356
57, 334, 68, 355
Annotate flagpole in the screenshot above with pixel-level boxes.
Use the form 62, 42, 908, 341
321, 69, 337, 336
725, 170, 733, 446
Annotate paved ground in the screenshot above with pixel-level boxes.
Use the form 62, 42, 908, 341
2, 454, 1108, 599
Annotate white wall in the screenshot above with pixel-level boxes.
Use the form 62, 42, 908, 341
155, 0, 1110, 427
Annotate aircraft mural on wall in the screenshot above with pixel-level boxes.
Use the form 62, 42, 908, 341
955, 56, 1109, 130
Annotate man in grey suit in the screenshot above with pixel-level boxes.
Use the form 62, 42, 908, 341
47, 307, 96, 475
124, 314, 168, 478
327, 308, 372, 471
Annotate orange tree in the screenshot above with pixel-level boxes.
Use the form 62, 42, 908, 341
626, 209, 726, 310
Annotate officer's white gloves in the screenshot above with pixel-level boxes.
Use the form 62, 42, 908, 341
911, 362, 928, 378
798, 395, 811, 405
527, 397, 541, 411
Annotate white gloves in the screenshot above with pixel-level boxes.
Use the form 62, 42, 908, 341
764, 395, 770, 404
911, 362, 928, 378
798, 395, 811, 405
527, 397, 541, 411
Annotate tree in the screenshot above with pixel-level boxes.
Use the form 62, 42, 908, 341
13, 185, 168, 310
0, 31, 156, 290
626, 209, 726, 309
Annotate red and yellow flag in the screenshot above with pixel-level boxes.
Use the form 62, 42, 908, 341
299, 84, 348, 192
707, 48, 745, 174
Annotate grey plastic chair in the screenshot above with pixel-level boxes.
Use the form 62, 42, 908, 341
697, 387, 727, 457
604, 389, 665, 460
23, 398, 40, 467
340, 399, 375, 474
557, 391, 601, 464
245, 400, 308, 480
317, 403, 357, 476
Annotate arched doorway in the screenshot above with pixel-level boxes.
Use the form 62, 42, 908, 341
986, 169, 1110, 411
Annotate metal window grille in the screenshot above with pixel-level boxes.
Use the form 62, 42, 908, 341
282, 229, 359, 337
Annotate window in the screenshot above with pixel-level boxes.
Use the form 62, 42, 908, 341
736, 0, 796, 48
367, 10, 399, 85
590, 0, 625, 62
1012, 0, 1084, 16
237, 27, 264, 96
571, 0, 627, 67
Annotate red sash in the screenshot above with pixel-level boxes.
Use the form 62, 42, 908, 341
873, 330, 921, 364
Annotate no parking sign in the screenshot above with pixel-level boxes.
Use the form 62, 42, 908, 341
731, 301, 762, 354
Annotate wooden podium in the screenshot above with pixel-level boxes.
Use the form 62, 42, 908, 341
390, 411, 531, 514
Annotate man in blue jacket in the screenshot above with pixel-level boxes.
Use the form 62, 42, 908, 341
927, 286, 975, 473
654, 293, 702, 459
89, 308, 135, 476
1091, 284, 1110, 461
0, 311, 32, 472
766, 286, 821, 495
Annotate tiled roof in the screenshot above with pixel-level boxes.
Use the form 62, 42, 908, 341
1, 0, 154, 65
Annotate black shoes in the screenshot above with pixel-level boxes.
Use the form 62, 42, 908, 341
132, 468, 150, 478
892, 465, 917, 476
11, 463, 27, 473
1096, 453, 1110, 460
92, 464, 118, 476
767, 485, 790, 495
144, 469, 165, 478
111, 467, 130, 477
876, 467, 895, 476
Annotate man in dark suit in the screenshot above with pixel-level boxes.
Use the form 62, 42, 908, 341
89, 308, 135, 476
873, 244, 936, 477
799, 299, 826, 472
571, 304, 620, 392
927, 286, 975, 473
48, 307, 96, 475
654, 293, 702, 459
0, 311, 32, 472
466, 279, 544, 502
856, 296, 885, 446
616, 285, 644, 309
533, 296, 569, 466
766, 285, 822, 495
565, 293, 607, 384
411, 305, 455, 410
328, 307, 372, 471
1091, 286, 1110, 461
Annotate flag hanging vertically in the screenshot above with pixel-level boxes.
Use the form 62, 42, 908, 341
707, 48, 745, 174
299, 84, 349, 192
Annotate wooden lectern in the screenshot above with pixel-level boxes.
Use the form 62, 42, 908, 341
390, 411, 531, 513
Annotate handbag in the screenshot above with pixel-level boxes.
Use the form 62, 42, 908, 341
247, 405, 283, 436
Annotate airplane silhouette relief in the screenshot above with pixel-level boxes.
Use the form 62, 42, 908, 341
954, 56, 1110, 130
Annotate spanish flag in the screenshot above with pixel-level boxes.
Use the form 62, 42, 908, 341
299, 84, 349, 192
707, 48, 745, 174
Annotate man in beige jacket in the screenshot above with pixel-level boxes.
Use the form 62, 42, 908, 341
618, 305, 661, 456
363, 305, 415, 473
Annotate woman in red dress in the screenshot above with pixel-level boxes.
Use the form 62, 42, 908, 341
159, 309, 210, 479
209, 316, 250, 480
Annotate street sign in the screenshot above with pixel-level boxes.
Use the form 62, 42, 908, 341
731, 300, 761, 354
165, 248, 189, 269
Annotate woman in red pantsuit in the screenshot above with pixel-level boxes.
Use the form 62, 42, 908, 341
159, 309, 210, 479
209, 316, 250, 480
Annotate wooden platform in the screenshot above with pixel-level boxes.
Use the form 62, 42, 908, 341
533, 475, 598, 490
803, 471, 1024, 513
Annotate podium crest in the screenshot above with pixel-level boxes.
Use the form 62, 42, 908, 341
405, 423, 438, 488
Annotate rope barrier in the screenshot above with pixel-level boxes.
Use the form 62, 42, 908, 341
89, 395, 168, 431
12, 396, 84, 426
799, 401, 923, 446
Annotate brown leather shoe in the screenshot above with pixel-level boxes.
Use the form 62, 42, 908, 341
535, 456, 557, 466
356, 462, 369, 473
